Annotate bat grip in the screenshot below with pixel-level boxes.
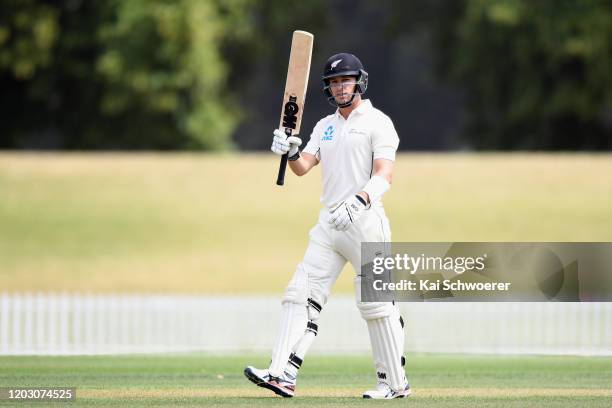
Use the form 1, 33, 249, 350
276, 153, 289, 186
276, 127, 294, 186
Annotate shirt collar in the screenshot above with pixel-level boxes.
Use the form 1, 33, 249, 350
335, 99, 372, 120
354, 99, 372, 114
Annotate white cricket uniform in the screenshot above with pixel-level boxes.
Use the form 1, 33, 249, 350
289, 99, 400, 307
303, 99, 399, 209
270, 99, 407, 390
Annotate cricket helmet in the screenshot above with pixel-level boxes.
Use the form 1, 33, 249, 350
322, 53, 368, 107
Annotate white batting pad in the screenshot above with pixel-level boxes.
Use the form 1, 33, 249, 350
268, 301, 308, 377
356, 276, 406, 392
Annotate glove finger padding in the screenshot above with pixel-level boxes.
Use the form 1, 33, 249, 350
328, 204, 342, 224
287, 136, 302, 147
286, 136, 302, 158
274, 138, 290, 148
338, 207, 351, 230
273, 129, 287, 139
271, 140, 290, 155
271, 129, 291, 155
329, 203, 349, 231
328, 196, 366, 231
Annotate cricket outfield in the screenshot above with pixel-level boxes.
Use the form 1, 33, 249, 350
1, 152, 611, 294
0, 353, 611, 407
1, 153, 612, 407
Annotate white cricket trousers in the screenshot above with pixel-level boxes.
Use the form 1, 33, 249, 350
269, 204, 406, 389
287, 204, 391, 308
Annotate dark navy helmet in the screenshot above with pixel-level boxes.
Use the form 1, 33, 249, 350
322, 53, 368, 107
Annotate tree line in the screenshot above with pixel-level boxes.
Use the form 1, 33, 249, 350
1, 0, 610, 150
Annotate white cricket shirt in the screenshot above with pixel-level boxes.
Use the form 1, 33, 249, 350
302, 99, 399, 208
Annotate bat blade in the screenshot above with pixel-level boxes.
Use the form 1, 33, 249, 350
276, 30, 313, 186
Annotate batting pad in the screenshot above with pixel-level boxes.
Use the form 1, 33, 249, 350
269, 301, 308, 377
289, 302, 320, 365
366, 308, 406, 390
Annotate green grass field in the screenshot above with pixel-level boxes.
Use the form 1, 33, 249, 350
1, 353, 611, 407
2, 153, 612, 294
2, 153, 612, 407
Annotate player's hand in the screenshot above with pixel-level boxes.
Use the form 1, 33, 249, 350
329, 195, 368, 231
271, 129, 302, 157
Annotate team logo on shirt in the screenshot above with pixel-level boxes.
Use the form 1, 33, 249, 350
322, 125, 334, 141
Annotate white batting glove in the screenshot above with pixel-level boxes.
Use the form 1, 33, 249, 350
329, 195, 368, 231
271, 129, 302, 157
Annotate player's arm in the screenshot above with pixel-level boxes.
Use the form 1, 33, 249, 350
357, 158, 393, 204
329, 111, 399, 231
288, 152, 318, 176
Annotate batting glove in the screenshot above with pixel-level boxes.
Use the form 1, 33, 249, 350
329, 195, 368, 231
271, 129, 301, 159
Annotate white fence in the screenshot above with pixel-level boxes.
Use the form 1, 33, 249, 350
0, 293, 610, 355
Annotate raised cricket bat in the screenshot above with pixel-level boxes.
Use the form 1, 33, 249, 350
276, 30, 313, 186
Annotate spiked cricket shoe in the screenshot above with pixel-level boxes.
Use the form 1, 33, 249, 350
363, 381, 411, 399
244, 366, 295, 398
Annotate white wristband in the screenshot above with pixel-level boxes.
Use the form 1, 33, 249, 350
362, 175, 390, 204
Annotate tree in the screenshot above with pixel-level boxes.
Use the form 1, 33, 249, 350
0, 0, 252, 149
389, 0, 612, 150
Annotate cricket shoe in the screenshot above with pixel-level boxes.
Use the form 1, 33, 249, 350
362, 381, 411, 399
243, 366, 295, 398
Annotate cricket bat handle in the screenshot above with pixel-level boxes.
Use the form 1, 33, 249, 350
276, 153, 289, 186
276, 126, 294, 186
